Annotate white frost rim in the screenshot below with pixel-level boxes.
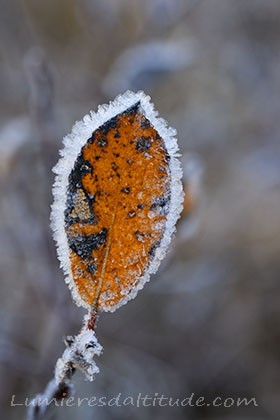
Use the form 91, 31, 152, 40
50, 90, 184, 312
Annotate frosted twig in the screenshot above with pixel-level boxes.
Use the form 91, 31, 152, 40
27, 312, 102, 420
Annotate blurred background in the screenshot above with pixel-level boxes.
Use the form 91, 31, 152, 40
1, 0, 280, 419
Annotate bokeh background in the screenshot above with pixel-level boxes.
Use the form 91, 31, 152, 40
1, 1, 280, 419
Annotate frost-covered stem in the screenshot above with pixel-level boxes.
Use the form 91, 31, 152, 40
26, 379, 74, 420
27, 312, 102, 420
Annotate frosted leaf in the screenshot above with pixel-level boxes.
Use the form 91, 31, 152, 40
51, 90, 184, 312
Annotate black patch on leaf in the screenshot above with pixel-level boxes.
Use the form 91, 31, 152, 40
150, 194, 170, 215
68, 228, 107, 259
136, 137, 151, 152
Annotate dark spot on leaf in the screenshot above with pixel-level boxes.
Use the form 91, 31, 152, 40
65, 214, 80, 227
134, 231, 144, 241
111, 162, 119, 172
97, 137, 108, 147
99, 115, 118, 135
68, 153, 93, 194
87, 263, 97, 274
83, 214, 99, 225
136, 137, 151, 152
68, 228, 107, 259
140, 118, 151, 129
121, 187, 130, 194
123, 101, 140, 116
150, 194, 170, 215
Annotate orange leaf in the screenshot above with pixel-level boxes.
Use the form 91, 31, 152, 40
51, 91, 183, 312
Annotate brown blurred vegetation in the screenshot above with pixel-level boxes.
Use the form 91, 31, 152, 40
1, 1, 280, 419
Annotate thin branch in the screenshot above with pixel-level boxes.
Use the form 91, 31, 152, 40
27, 312, 102, 420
